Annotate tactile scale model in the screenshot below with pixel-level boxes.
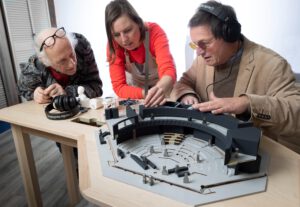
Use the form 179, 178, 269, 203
96, 102, 269, 206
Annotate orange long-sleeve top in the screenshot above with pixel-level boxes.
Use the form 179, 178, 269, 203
107, 22, 177, 99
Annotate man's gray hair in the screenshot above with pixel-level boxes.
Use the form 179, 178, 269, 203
34, 29, 78, 66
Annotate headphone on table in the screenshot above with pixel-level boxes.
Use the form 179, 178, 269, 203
199, 3, 241, 42
45, 95, 80, 120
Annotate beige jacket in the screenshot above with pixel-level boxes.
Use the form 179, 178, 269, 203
171, 37, 300, 153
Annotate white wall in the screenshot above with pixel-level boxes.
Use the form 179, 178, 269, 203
54, 0, 300, 97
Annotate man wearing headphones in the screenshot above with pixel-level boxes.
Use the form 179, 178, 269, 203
171, 1, 300, 153
18, 27, 103, 104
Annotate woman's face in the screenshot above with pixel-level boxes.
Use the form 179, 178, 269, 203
111, 14, 141, 50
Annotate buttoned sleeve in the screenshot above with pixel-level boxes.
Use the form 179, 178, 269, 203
247, 57, 300, 139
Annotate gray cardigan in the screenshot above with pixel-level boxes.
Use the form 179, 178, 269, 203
18, 33, 103, 100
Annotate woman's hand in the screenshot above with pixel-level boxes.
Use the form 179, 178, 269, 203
144, 85, 167, 107
144, 75, 173, 107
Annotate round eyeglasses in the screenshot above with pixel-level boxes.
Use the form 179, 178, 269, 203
39, 27, 66, 52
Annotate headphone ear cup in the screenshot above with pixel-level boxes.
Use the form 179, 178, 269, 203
52, 95, 78, 111
45, 95, 80, 120
52, 95, 78, 112
231, 21, 241, 41
222, 20, 241, 42
52, 96, 62, 111
58, 95, 66, 111
222, 22, 229, 42
63, 96, 71, 111
69, 96, 78, 109
64, 96, 78, 111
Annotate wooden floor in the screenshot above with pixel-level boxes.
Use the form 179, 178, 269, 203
0, 129, 97, 207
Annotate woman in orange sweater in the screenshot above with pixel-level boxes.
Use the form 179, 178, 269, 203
105, 0, 176, 107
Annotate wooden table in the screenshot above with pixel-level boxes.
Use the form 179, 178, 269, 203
0, 101, 103, 206
1, 101, 299, 207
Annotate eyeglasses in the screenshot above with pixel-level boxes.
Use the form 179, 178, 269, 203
39, 27, 66, 52
189, 37, 215, 50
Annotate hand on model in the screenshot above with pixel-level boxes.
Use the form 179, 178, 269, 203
144, 75, 174, 107
192, 92, 250, 115
144, 85, 167, 107
180, 94, 199, 105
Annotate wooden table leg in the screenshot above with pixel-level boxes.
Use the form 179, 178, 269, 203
61, 144, 81, 205
11, 124, 43, 207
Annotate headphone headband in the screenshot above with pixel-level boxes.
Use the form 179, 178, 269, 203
45, 103, 80, 120
199, 3, 230, 22
198, 2, 241, 42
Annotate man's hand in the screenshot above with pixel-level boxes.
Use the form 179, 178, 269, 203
44, 83, 65, 98
180, 94, 199, 105
33, 87, 52, 104
192, 92, 250, 115
144, 85, 167, 107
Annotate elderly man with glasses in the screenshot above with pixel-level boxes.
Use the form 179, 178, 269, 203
18, 27, 103, 104
171, 1, 300, 153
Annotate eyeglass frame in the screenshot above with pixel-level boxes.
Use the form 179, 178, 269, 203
39, 27, 66, 52
189, 37, 216, 50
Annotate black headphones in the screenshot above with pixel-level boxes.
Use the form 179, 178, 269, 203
199, 3, 241, 42
45, 95, 80, 120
